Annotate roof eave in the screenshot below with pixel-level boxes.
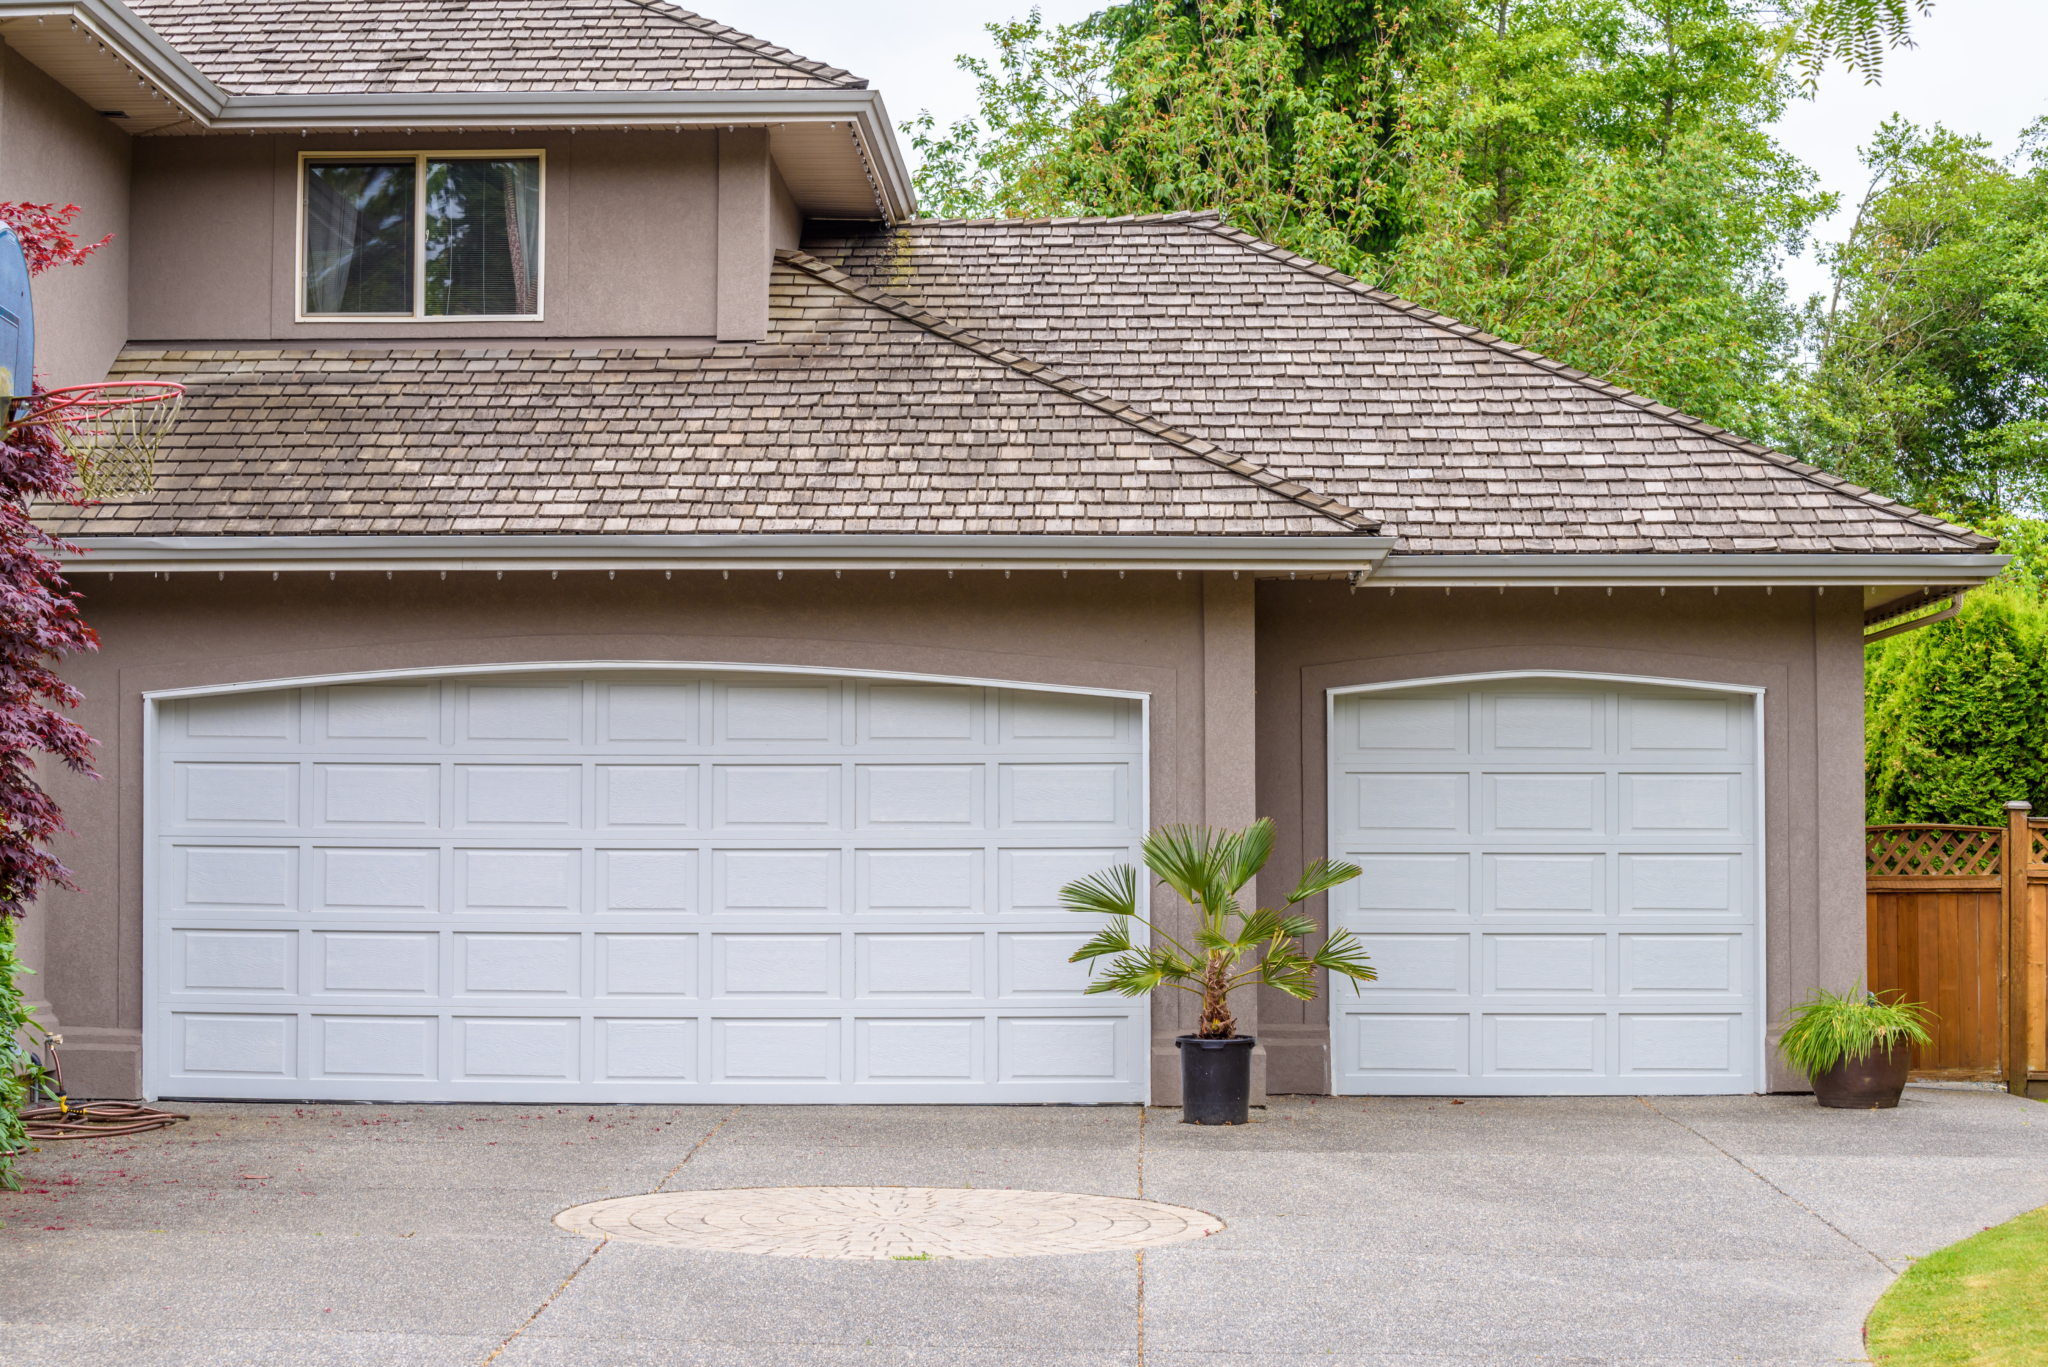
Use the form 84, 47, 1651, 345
1370, 552, 2010, 588
0, 0, 916, 218
208, 88, 915, 220
59, 533, 1393, 575
0, 0, 227, 124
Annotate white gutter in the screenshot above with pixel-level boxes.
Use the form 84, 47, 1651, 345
1368, 552, 2009, 588
59, 534, 1396, 575
1864, 599, 1963, 643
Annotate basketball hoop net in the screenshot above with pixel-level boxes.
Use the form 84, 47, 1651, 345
6, 381, 184, 498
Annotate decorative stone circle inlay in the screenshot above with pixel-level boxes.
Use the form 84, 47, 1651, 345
554, 1186, 1226, 1260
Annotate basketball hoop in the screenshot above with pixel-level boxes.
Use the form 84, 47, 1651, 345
6, 380, 184, 498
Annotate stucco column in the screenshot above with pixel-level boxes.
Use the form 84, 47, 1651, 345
1152, 573, 1259, 1106
715, 128, 772, 342
1780, 585, 1871, 1090
1205, 571, 1263, 1102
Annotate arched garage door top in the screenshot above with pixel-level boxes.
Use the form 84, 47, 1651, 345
145, 667, 1150, 1104
1327, 675, 1762, 1096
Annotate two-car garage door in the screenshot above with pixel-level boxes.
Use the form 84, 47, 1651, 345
146, 669, 1148, 1104
1328, 678, 1761, 1095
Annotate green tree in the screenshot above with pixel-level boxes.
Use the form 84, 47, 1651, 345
906, 0, 1826, 436
1793, 118, 2048, 521
1376, 0, 1826, 431
1866, 585, 2048, 827
1791, 0, 1930, 87
903, 0, 1398, 269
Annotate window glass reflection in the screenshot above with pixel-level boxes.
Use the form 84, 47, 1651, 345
304, 162, 415, 315
424, 158, 542, 316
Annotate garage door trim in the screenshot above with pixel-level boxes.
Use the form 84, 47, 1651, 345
141, 660, 1152, 1104
1324, 670, 1766, 1094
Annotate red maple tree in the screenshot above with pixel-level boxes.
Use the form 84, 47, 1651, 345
0, 202, 101, 918
0, 202, 109, 278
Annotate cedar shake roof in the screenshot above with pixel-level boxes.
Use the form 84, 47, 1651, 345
123, 0, 864, 95
46, 260, 1360, 538
806, 212, 1991, 555
53, 211, 1989, 553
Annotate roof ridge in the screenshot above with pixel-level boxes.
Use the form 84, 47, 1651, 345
1155, 216, 1994, 553
774, 248, 1379, 535
620, 0, 868, 87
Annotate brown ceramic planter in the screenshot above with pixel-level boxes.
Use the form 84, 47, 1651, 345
1809, 1042, 1913, 1109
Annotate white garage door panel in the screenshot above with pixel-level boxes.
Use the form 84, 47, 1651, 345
1331, 681, 1759, 1095
147, 671, 1148, 1103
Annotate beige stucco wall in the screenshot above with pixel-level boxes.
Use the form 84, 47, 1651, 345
39, 569, 1233, 1099
125, 128, 792, 343
1253, 582, 1867, 1094
38, 572, 1868, 1099
0, 41, 131, 385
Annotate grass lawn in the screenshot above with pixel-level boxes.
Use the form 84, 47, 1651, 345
1867, 1204, 2048, 1365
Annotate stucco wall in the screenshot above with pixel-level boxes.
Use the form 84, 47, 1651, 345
39, 569, 1227, 1099
40, 572, 1870, 1099
1253, 582, 1867, 1094
0, 41, 131, 385
125, 129, 787, 343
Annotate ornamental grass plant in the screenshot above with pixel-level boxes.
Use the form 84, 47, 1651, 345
1776, 983, 1935, 1079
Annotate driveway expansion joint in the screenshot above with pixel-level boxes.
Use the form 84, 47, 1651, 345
1635, 1096, 1900, 1273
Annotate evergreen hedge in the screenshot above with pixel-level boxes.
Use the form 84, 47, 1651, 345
1866, 583, 2048, 826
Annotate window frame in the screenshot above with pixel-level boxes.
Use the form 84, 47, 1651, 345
295, 149, 548, 323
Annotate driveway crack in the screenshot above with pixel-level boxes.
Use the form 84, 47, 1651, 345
1137, 1104, 1149, 1367
480, 1237, 607, 1366
656, 1105, 740, 1192
1635, 1097, 1898, 1273
479, 1107, 742, 1365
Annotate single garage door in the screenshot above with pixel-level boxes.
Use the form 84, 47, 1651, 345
146, 669, 1148, 1103
1328, 677, 1759, 1095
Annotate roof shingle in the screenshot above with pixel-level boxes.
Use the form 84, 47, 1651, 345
44, 263, 1360, 538
805, 213, 1989, 555
126, 0, 864, 95
50, 208, 1989, 555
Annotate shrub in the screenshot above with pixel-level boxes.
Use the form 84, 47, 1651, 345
1866, 583, 2048, 825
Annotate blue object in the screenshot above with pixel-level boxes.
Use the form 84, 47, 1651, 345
0, 220, 33, 403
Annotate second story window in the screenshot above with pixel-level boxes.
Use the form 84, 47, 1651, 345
302, 153, 543, 319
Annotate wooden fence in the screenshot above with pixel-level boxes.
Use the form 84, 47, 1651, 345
1866, 804, 2048, 1094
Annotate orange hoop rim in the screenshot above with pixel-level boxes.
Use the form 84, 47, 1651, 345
8, 381, 185, 431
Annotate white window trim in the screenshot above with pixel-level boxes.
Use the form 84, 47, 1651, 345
295, 149, 548, 323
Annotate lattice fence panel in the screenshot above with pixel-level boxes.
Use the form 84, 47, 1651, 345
2031, 821, 2048, 869
1867, 825, 2003, 878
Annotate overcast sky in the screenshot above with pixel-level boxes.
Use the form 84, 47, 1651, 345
732, 0, 2048, 303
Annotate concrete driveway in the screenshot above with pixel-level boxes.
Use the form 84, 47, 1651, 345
3, 1087, 2045, 1366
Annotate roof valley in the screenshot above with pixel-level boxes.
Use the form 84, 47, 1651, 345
773, 249, 1376, 535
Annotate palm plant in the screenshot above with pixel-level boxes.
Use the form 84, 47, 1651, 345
1059, 819, 1376, 1039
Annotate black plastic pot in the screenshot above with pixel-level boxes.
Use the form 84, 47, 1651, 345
1177, 1035, 1255, 1125
1809, 1041, 1913, 1109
